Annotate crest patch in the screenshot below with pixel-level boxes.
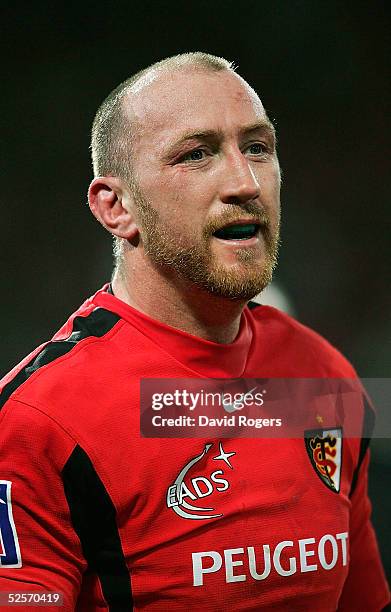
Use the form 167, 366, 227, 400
304, 428, 342, 493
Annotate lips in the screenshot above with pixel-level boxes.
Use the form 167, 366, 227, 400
213, 222, 261, 241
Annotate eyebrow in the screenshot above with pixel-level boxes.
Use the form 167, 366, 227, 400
162, 120, 276, 159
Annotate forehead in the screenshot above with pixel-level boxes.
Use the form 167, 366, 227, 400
125, 68, 268, 147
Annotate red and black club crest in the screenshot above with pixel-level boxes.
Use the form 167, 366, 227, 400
304, 427, 343, 493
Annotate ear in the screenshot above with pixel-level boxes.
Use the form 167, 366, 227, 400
88, 176, 139, 241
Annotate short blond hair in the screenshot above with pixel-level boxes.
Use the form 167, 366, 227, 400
90, 52, 235, 271
91, 52, 234, 181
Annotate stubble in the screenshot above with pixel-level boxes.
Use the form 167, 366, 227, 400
134, 187, 280, 300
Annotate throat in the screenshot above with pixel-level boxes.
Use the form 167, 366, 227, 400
112, 271, 245, 344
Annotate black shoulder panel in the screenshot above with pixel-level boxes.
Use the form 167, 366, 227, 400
349, 393, 375, 497
0, 309, 120, 410
62, 445, 133, 610
247, 300, 262, 311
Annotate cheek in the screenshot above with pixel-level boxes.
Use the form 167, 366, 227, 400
170, 168, 214, 201
259, 166, 281, 229
152, 175, 209, 221
264, 163, 281, 202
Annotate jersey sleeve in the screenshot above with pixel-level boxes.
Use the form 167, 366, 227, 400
0, 398, 86, 610
337, 448, 390, 611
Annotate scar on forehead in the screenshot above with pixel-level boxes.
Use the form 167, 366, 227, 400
233, 90, 249, 103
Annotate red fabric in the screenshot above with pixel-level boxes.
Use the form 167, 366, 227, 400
0, 285, 389, 611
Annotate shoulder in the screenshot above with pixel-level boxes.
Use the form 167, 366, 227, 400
0, 304, 123, 414
247, 302, 357, 378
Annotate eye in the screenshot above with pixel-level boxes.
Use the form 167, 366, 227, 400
180, 148, 206, 162
246, 142, 268, 155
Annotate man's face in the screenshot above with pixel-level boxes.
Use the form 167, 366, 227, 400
126, 68, 281, 300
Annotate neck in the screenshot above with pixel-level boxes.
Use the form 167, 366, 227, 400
111, 255, 247, 344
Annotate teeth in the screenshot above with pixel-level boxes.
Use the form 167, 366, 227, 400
214, 224, 258, 240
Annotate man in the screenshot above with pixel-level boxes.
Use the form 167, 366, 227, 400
0, 53, 389, 611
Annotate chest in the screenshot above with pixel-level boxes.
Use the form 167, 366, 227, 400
100, 435, 354, 611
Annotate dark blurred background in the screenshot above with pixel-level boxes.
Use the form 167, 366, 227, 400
1, 0, 390, 587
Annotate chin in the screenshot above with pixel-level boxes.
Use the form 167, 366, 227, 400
201, 267, 273, 301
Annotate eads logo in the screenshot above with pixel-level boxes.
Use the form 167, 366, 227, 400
166, 442, 235, 520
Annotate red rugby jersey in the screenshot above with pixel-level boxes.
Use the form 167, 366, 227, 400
0, 285, 389, 611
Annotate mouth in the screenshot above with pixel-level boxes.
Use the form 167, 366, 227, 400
213, 221, 261, 241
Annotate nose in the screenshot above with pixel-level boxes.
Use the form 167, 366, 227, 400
219, 151, 261, 205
